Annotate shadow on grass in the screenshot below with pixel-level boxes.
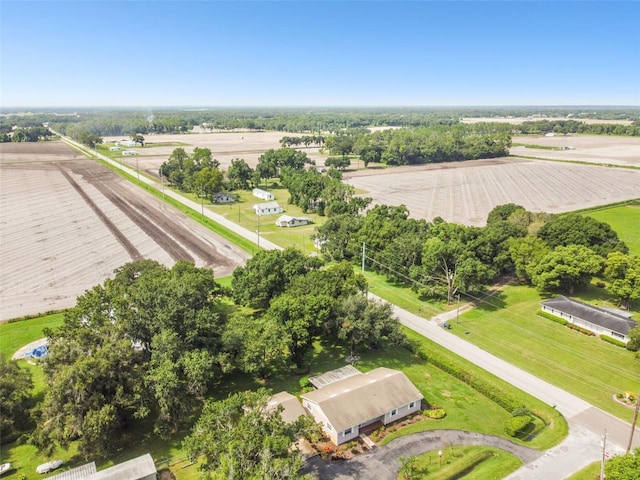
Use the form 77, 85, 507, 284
473, 290, 507, 312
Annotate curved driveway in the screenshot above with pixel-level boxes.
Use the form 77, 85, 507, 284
62, 134, 639, 479
304, 430, 542, 479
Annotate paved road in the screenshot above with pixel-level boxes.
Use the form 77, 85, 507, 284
61, 134, 640, 478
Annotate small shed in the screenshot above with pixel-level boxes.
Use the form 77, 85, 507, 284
213, 192, 236, 204
122, 150, 138, 156
253, 201, 284, 216
109, 146, 122, 151
252, 188, 275, 201
275, 215, 311, 228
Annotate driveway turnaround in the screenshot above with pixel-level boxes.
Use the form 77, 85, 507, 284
304, 430, 542, 479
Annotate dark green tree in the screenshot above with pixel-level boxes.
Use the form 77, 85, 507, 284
605, 448, 640, 480
0, 354, 34, 442
531, 245, 604, 294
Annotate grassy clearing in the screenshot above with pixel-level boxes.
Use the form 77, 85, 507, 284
582, 201, 640, 256
0, 313, 64, 357
363, 270, 450, 318
512, 143, 562, 150
452, 284, 640, 422
207, 186, 326, 255
402, 446, 522, 480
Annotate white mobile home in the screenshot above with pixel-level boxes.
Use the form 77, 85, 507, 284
252, 188, 275, 201
122, 150, 138, 156
253, 201, 284, 216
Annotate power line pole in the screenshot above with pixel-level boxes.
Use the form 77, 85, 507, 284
362, 242, 366, 272
627, 388, 640, 453
600, 429, 607, 480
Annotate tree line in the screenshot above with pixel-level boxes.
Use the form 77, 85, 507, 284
0, 125, 55, 142
315, 203, 639, 322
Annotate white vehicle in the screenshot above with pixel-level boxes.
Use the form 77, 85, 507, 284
36, 460, 63, 474
0, 463, 11, 476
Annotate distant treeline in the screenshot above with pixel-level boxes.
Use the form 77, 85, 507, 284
1, 107, 639, 138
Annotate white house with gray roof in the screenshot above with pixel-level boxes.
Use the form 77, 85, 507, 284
541, 296, 637, 343
301, 367, 423, 445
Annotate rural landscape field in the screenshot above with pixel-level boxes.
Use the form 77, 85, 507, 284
0, 141, 249, 321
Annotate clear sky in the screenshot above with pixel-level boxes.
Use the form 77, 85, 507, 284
1, 1, 638, 107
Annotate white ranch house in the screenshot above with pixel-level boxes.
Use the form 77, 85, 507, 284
275, 215, 311, 227
119, 140, 142, 148
252, 188, 275, 201
253, 201, 284, 216
541, 296, 637, 343
301, 367, 423, 445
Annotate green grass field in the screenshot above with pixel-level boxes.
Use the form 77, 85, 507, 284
452, 284, 640, 422
401, 446, 522, 480
565, 462, 600, 480
583, 201, 640, 256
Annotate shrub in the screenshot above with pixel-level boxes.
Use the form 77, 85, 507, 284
299, 376, 311, 389
511, 406, 531, 417
537, 310, 568, 326
567, 324, 595, 336
504, 415, 532, 437
426, 408, 446, 419
600, 335, 626, 348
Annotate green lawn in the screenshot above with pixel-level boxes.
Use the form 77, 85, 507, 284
583, 201, 640, 256
452, 284, 640, 422
401, 446, 522, 480
0, 313, 64, 358
565, 462, 601, 480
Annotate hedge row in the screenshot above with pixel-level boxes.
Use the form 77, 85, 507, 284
567, 324, 595, 336
537, 310, 568, 326
407, 342, 520, 413
504, 415, 532, 437
600, 335, 627, 348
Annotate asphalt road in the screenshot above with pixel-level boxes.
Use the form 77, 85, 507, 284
61, 134, 639, 479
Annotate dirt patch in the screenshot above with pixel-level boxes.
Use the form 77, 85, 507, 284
0, 142, 250, 322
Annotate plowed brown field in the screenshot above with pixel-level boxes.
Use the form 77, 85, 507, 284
0, 142, 249, 321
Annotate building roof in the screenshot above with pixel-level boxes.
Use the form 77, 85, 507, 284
267, 392, 307, 424
542, 296, 637, 335
84, 454, 156, 480
301, 367, 423, 432
45, 463, 97, 480
308, 365, 361, 389
254, 201, 281, 209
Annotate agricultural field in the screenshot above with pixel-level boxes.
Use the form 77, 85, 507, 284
344, 157, 640, 226
0, 141, 250, 322
510, 134, 640, 167
101, 130, 327, 179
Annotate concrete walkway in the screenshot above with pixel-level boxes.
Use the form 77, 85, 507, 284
304, 430, 542, 480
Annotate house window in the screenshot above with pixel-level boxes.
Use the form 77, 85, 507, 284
391, 409, 397, 416
409, 402, 415, 409
611, 331, 624, 339
344, 428, 352, 436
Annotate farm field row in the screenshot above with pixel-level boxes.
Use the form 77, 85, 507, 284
345, 157, 640, 226
0, 141, 249, 321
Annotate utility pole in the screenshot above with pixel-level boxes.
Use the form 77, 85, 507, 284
362, 242, 366, 272
627, 388, 640, 453
456, 294, 460, 323
600, 429, 607, 480
257, 214, 260, 249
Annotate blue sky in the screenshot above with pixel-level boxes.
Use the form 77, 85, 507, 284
1, 1, 638, 107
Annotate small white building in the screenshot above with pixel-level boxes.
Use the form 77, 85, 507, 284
120, 140, 142, 147
109, 146, 122, 151
275, 215, 311, 228
253, 188, 275, 201
122, 150, 138, 156
253, 201, 284, 216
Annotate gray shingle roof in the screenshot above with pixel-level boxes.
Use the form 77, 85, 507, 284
301, 367, 423, 432
541, 296, 637, 335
